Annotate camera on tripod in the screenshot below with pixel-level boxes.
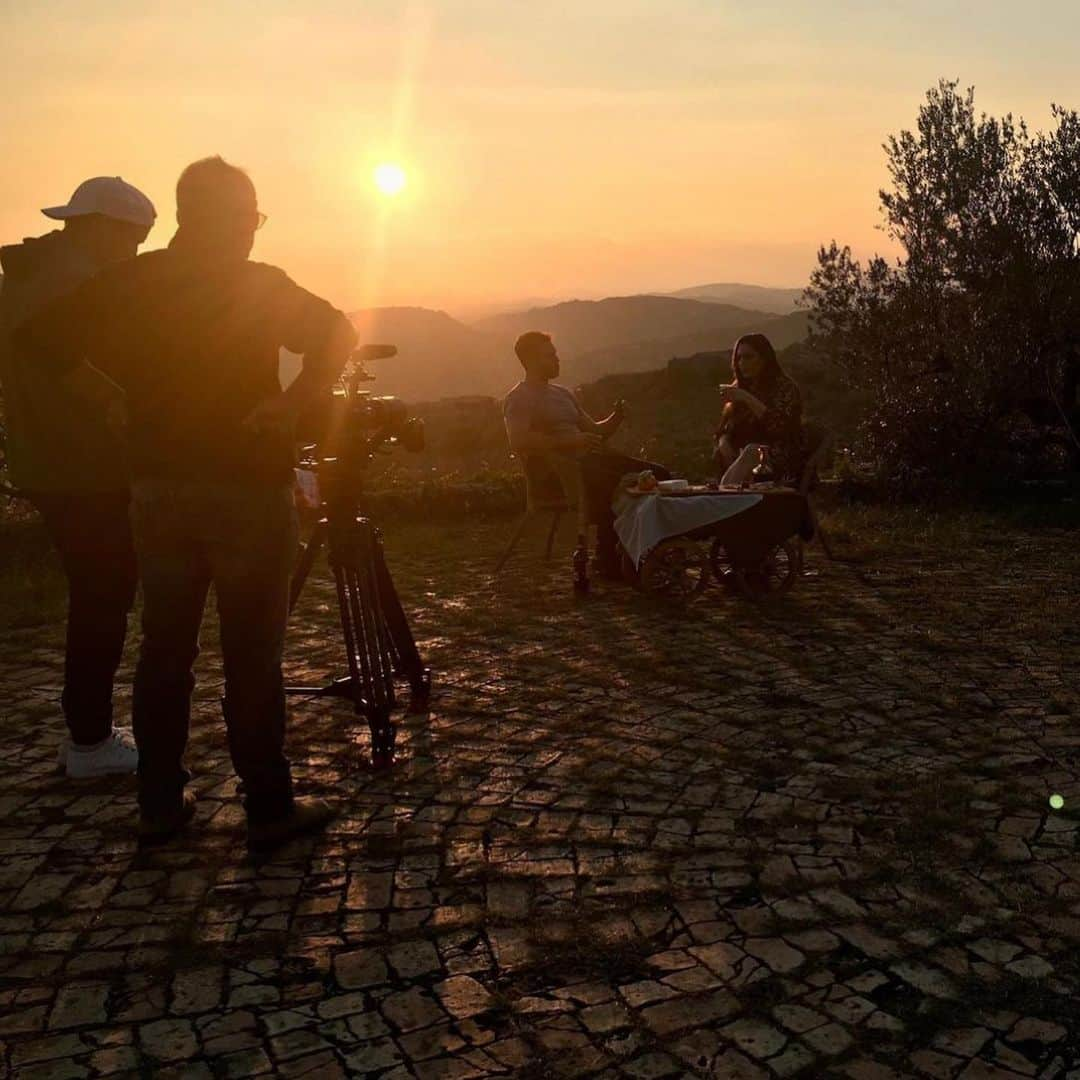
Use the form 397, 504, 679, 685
287, 343, 431, 771
297, 345, 424, 492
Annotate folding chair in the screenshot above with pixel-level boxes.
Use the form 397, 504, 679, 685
494, 453, 590, 579
799, 421, 835, 561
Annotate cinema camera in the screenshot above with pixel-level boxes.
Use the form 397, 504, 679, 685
287, 345, 430, 770
298, 344, 425, 486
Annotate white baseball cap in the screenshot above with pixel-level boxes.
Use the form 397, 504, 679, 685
42, 176, 156, 228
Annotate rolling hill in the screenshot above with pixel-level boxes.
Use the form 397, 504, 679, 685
474, 295, 810, 385
663, 282, 804, 313
472, 295, 792, 357
363, 338, 861, 489
284, 293, 815, 404
346, 306, 505, 402
567, 310, 810, 385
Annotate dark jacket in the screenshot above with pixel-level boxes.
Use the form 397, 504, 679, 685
0, 231, 127, 492
16, 235, 352, 485
720, 371, 806, 482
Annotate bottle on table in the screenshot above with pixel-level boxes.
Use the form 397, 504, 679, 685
751, 446, 775, 485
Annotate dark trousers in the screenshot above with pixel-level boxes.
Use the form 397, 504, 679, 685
28, 491, 138, 746
580, 451, 670, 563
130, 480, 298, 824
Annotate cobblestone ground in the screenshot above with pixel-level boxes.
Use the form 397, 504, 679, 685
2, 518, 1080, 1079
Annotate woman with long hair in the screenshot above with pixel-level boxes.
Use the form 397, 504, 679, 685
714, 332, 805, 482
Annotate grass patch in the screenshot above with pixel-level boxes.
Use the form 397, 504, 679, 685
824, 498, 1080, 563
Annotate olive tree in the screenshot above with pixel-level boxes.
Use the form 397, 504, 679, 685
805, 81, 1080, 491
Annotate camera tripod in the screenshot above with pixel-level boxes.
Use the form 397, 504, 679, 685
286, 490, 431, 769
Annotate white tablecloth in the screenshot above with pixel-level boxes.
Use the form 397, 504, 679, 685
613, 487, 763, 568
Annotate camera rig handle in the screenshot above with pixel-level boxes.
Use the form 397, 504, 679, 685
346, 344, 397, 391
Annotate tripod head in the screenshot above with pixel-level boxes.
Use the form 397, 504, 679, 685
346, 343, 398, 387
297, 344, 425, 507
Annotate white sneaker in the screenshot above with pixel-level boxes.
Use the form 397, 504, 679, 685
63, 728, 139, 779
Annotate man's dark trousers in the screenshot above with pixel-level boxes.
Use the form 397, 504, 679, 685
130, 480, 298, 824
28, 491, 137, 745
580, 450, 670, 567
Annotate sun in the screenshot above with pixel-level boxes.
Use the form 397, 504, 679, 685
373, 162, 407, 197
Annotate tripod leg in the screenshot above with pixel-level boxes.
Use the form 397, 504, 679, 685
286, 507, 428, 772
343, 564, 377, 716
373, 536, 430, 705
285, 539, 375, 707
290, 521, 326, 613
354, 527, 397, 768
335, 564, 365, 702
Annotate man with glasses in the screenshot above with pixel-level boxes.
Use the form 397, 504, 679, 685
18, 157, 357, 850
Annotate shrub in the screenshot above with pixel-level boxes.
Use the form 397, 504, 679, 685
805, 81, 1080, 495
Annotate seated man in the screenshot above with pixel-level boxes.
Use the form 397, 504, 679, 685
502, 330, 669, 575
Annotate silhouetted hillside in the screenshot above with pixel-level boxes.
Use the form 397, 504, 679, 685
472, 295, 797, 359
347, 307, 505, 401
566, 311, 810, 384
366, 341, 863, 489
577, 341, 863, 477
663, 282, 804, 313
288, 296, 813, 405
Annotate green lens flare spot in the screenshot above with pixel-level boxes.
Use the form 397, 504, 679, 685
1049, 794, 1065, 811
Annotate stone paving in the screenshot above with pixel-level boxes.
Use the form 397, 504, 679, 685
2, 518, 1080, 1079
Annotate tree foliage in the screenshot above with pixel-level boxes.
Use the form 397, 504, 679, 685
805, 81, 1080, 492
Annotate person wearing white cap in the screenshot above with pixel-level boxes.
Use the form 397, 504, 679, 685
41, 175, 157, 235
18, 156, 357, 851
0, 175, 156, 779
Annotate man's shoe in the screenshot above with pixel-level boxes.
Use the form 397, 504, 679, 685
138, 790, 197, 845
64, 728, 139, 779
247, 797, 334, 853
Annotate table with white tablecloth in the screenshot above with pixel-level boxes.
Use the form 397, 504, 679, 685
613, 485, 813, 569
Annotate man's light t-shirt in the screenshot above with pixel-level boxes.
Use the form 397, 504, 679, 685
502, 380, 588, 452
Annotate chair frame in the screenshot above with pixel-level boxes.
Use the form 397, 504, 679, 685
798, 423, 835, 561
494, 505, 565, 573
494, 453, 592, 584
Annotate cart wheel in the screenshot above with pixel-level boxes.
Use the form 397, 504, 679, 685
715, 539, 800, 601
639, 540, 711, 602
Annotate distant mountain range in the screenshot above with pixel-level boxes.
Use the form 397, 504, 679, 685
661, 282, 804, 314
569, 311, 810, 385
347, 306, 499, 402
473, 295, 782, 356
334, 288, 812, 403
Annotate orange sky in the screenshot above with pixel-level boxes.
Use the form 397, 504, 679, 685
3, 2, 1078, 316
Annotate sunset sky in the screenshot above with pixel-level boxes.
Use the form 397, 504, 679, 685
3, 1, 1078, 316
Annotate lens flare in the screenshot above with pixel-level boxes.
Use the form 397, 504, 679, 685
374, 163, 406, 197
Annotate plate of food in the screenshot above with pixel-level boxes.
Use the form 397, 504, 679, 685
625, 470, 661, 496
